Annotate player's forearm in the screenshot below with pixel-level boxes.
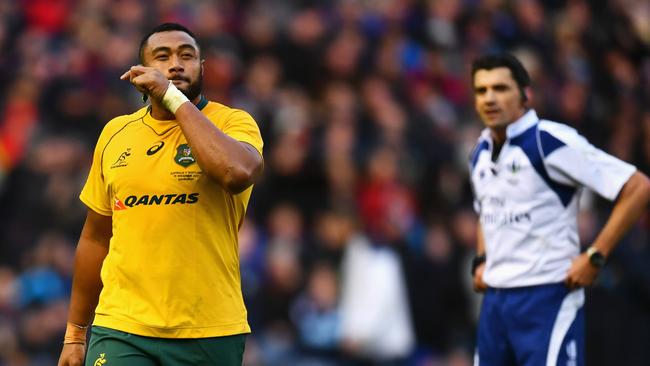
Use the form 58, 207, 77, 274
67, 211, 112, 326
174, 103, 263, 194
592, 171, 650, 256
67, 237, 109, 326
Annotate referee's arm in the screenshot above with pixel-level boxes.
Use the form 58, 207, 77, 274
566, 171, 650, 288
587, 171, 650, 257
473, 222, 488, 292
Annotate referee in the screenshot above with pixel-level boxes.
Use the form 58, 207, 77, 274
58, 23, 263, 366
468, 53, 650, 365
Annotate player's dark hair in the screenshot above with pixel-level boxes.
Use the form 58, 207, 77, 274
138, 23, 199, 64
471, 53, 531, 102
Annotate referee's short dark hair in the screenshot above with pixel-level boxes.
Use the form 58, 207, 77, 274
138, 23, 200, 64
471, 53, 531, 101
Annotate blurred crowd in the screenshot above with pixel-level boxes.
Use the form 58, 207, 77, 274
0, 0, 649, 365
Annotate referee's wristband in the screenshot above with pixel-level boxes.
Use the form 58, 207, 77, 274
471, 254, 486, 276
162, 81, 190, 114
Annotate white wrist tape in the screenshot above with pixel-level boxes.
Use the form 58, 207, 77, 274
162, 80, 190, 114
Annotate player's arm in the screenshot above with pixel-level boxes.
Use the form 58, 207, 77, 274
173, 102, 263, 194
58, 209, 112, 366
473, 222, 488, 292
121, 66, 263, 194
566, 171, 650, 289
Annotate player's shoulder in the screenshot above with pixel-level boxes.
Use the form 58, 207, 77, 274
103, 107, 149, 134
94, 107, 149, 147
204, 101, 254, 120
203, 102, 258, 132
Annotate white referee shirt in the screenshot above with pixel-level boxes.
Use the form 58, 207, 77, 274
469, 109, 636, 288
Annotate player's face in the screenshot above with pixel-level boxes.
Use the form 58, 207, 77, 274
473, 67, 526, 131
143, 30, 203, 100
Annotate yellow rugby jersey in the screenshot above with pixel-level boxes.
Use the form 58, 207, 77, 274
80, 98, 263, 338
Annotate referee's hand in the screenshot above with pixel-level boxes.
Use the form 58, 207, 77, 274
564, 253, 599, 290
473, 262, 488, 292
57, 343, 85, 366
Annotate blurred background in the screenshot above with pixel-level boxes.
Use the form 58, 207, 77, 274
0, 0, 649, 365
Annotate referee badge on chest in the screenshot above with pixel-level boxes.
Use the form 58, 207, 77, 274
175, 143, 196, 167
506, 159, 520, 185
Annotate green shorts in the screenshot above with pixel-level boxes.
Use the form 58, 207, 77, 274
86, 326, 246, 366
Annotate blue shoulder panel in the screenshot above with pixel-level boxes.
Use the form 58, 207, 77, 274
470, 140, 489, 171
539, 130, 566, 157
510, 125, 576, 207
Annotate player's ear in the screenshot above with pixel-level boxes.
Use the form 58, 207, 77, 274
201, 59, 205, 76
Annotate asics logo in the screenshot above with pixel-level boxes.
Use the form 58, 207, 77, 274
147, 141, 165, 155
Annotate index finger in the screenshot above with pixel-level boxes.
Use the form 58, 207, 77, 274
119, 70, 131, 80
120, 65, 149, 80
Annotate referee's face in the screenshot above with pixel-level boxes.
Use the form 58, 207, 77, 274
143, 30, 203, 101
473, 67, 527, 134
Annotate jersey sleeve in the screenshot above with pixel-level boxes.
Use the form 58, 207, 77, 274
222, 109, 264, 155
471, 184, 481, 214
468, 139, 489, 214
541, 124, 636, 201
467, 162, 481, 214
79, 126, 113, 216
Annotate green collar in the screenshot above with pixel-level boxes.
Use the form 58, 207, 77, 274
196, 95, 208, 110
